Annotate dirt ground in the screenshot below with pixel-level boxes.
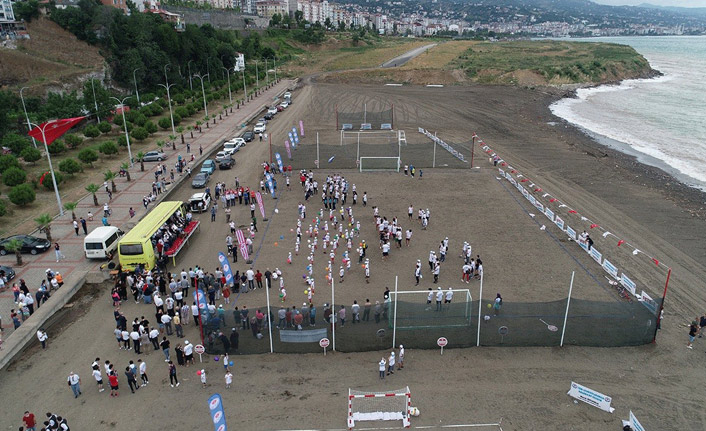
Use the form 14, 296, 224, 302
2, 80, 706, 430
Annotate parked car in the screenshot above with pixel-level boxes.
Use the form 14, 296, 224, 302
264, 112, 274, 121
142, 150, 167, 162
0, 235, 51, 256
222, 143, 239, 155
254, 122, 266, 133
267, 106, 278, 115
276, 105, 284, 112
191, 172, 210, 188
188, 192, 211, 212
218, 155, 235, 170
284, 91, 291, 100
200, 159, 216, 175
0, 265, 16, 281
215, 151, 230, 163
242, 131, 255, 142
279, 101, 289, 109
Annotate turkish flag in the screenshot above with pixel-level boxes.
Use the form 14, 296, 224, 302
28, 116, 86, 145
617, 240, 625, 247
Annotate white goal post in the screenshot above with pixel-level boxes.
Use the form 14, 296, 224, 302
359, 157, 401, 172
348, 387, 411, 429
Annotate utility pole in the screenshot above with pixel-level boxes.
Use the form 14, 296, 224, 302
132, 68, 141, 106
19, 87, 38, 148
193, 73, 209, 117
159, 64, 176, 135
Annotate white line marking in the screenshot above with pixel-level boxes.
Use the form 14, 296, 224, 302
273, 423, 502, 431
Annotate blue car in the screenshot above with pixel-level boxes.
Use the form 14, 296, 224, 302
200, 159, 216, 175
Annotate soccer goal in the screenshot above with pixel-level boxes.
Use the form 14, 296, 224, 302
348, 387, 412, 429
390, 289, 473, 329
359, 157, 401, 172
340, 129, 399, 146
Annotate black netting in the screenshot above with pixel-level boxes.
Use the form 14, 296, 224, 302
338, 108, 394, 130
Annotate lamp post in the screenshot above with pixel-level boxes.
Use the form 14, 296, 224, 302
265, 58, 269, 84
159, 64, 176, 135
110, 96, 134, 167
255, 59, 259, 88
187, 61, 194, 91
29, 121, 64, 216
274, 56, 277, 81
222, 67, 232, 104
132, 68, 141, 106
240, 66, 247, 102
90, 78, 101, 123
193, 73, 209, 117
19, 87, 38, 148
206, 57, 212, 83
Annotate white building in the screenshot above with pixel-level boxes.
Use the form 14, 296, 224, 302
1, 0, 15, 22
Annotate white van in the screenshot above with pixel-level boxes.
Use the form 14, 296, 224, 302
188, 192, 211, 213
84, 226, 124, 259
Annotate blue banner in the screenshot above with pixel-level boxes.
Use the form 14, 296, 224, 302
193, 287, 208, 321
275, 152, 284, 173
288, 132, 295, 148
218, 252, 234, 286
264, 172, 275, 198
208, 393, 228, 431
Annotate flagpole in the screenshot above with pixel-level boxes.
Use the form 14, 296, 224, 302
265, 278, 273, 353
31, 121, 64, 216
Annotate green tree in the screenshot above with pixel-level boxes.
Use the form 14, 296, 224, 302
0, 155, 21, 174
4, 238, 24, 266
2, 133, 31, 155
158, 117, 171, 130
84, 125, 100, 138
20, 147, 42, 164
64, 201, 78, 221
3, 167, 27, 187
78, 148, 99, 166
104, 170, 117, 192
59, 158, 83, 176
0, 199, 6, 217
14, 0, 40, 22
85, 183, 100, 206
145, 121, 158, 134
42, 172, 64, 191
121, 162, 131, 181
98, 121, 113, 134
177, 126, 184, 144
64, 133, 84, 148
35, 213, 53, 243
82, 80, 114, 120
8, 184, 36, 206
48, 140, 67, 154
99, 141, 119, 156
117, 135, 128, 147
41, 91, 84, 120
131, 127, 149, 141
136, 152, 145, 172
269, 13, 282, 28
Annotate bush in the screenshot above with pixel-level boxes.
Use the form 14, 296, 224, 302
83, 125, 100, 138
42, 172, 64, 191
2, 133, 31, 155
78, 148, 98, 165
0, 155, 21, 174
0, 199, 6, 217
99, 141, 119, 156
98, 121, 113, 133
3, 167, 27, 187
48, 140, 67, 154
20, 147, 42, 164
113, 115, 125, 126
144, 121, 158, 134
157, 98, 169, 108
149, 104, 163, 116
187, 104, 197, 116
175, 106, 189, 118
173, 94, 186, 105
173, 113, 182, 125
158, 117, 171, 130
134, 113, 148, 127
64, 134, 83, 148
59, 158, 82, 175
117, 135, 128, 147
131, 127, 149, 141
9, 184, 36, 206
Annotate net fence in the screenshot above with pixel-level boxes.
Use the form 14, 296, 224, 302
338, 107, 394, 130
201, 293, 661, 355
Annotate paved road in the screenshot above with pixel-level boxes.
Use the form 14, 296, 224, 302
0, 80, 293, 333
380, 43, 437, 68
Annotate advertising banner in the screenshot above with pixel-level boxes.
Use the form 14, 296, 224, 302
567, 382, 615, 413
255, 192, 265, 219
208, 393, 228, 431
217, 252, 234, 286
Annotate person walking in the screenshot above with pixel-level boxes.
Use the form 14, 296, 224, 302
688, 320, 698, 349
168, 360, 179, 387
379, 357, 386, 380
398, 345, 405, 370
125, 366, 139, 394
22, 411, 37, 431
80, 217, 88, 235
225, 370, 233, 389
67, 372, 81, 398
92, 366, 104, 392
108, 372, 119, 397
387, 352, 395, 376
54, 243, 65, 263
36, 329, 48, 349
160, 337, 171, 361
138, 359, 148, 386
493, 293, 503, 316
200, 369, 207, 388
73, 220, 79, 236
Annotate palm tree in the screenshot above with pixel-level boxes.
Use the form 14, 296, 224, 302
195, 121, 202, 133
222, 105, 228, 117
35, 213, 53, 243
177, 126, 185, 144
104, 170, 117, 192
63, 202, 78, 221
5, 238, 23, 266
86, 183, 100, 206
136, 152, 145, 172
156, 140, 165, 153
188, 125, 194, 139
121, 162, 131, 181
204, 116, 209, 129
169, 134, 177, 150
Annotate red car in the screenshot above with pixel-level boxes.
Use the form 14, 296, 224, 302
276, 105, 284, 112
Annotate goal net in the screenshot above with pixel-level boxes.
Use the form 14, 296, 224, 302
391, 289, 473, 329
360, 157, 401, 172
348, 387, 411, 429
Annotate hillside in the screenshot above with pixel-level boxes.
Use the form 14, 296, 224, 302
0, 16, 104, 94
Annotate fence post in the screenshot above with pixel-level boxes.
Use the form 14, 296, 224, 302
265, 278, 273, 353
331, 277, 336, 351
392, 276, 398, 349
476, 271, 483, 347
560, 271, 575, 347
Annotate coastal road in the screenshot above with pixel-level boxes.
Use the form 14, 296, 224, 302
380, 43, 437, 68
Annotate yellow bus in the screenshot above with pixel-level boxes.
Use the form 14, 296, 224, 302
118, 201, 185, 271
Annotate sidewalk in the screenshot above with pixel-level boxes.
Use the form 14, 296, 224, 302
0, 80, 293, 366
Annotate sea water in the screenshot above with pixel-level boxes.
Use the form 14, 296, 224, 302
550, 36, 706, 191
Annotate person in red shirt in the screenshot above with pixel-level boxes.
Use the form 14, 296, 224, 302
108, 372, 119, 397
23, 411, 36, 431
255, 270, 263, 289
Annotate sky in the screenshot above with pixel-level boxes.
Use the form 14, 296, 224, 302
593, 0, 706, 6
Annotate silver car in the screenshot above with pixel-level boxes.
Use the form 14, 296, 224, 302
142, 151, 167, 162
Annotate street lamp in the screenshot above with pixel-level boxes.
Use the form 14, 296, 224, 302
193, 73, 209, 117
222, 67, 232, 104
187, 60, 194, 91
132, 68, 141, 106
220, 55, 228, 80
206, 57, 212, 83
28, 121, 64, 216
265, 58, 269, 84
90, 78, 101, 123
159, 64, 176, 135
110, 96, 134, 167
19, 87, 38, 148
274, 56, 278, 81
255, 59, 259, 88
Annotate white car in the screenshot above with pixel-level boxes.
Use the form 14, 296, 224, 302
279, 101, 289, 109
215, 151, 230, 163
254, 122, 266, 133
284, 92, 291, 100
267, 106, 278, 115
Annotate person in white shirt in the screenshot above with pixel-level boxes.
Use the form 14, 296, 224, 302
161, 313, 173, 336
67, 372, 81, 398
225, 371, 233, 389
378, 357, 386, 379
149, 328, 160, 350
351, 300, 360, 323
36, 329, 48, 349
387, 352, 395, 376
130, 330, 141, 354
92, 367, 104, 392
398, 345, 405, 370
445, 288, 453, 304
138, 359, 148, 386
435, 287, 443, 311
200, 369, 207, 388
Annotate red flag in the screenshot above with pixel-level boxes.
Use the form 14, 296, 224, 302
28, 116, 86, 145
568, 210, 577, 214
534, 188, 542, 192
652, 258, 659, 266
590, 224, 599, 229
511, 170, 516, 173
501, 162, 507, 166
549, 198, 557, 203
520, 179, 529, 183
617, 240, 625, 247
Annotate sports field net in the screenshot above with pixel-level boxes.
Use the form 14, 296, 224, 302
390, 289, 472, 329
202, 284, 660, 355
360, 157, 401, 172
338, 107, 394, 131
348, 387, 410, 428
